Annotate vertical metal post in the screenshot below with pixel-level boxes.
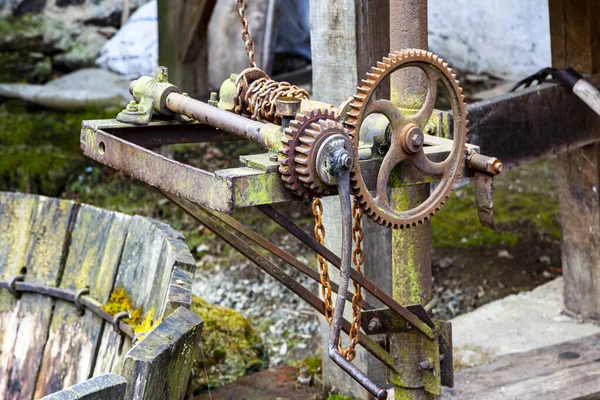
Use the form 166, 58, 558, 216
389, 1, 434, 399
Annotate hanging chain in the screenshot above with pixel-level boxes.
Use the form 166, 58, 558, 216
235, 0, 257, 68
346, 201, 364, 361
312, 198, 365, 361
313, 198, 334, 323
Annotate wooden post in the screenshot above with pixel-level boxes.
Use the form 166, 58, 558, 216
310, 1, 390, 398
549, 0, 600, 319
158, 0, 216, 96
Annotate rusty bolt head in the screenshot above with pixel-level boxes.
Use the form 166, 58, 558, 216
403, 125, 424, 153
368, 318, 382, 332
492, 159, 503, 175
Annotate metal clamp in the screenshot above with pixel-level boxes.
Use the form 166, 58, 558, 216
75, 288, 90, 315
112, 311, 130, 333
7, 275, 25, 299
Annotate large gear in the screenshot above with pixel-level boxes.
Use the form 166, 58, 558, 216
345, 49, 468, 229
278, 110, 350, 199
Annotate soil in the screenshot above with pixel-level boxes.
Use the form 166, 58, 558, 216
194, 364, 321, 400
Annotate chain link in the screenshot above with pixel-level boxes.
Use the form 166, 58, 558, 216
346, 201, 364, 361
235, 0, 257, 68
234, 77, 310, 124
312, 198, 365, 361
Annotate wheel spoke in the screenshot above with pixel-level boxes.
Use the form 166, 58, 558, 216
406, 67, 438, 128
374, 145, 407, 207
412, 150, 447, 177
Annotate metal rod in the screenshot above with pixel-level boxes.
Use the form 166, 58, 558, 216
327, 170, 388, 400
258, 204, 434, 338
202, 206, 373, 308
0, 280, 135, 339
165, 92, 278, 148
162, 191, 398, 372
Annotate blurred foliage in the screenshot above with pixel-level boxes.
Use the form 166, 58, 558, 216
0, 102, 117, 196
432, 160, 560, 247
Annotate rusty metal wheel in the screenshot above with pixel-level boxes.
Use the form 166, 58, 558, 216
345, 49, 468, 229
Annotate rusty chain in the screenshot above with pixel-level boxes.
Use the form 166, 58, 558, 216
347, 201, 364, 361
234, 77, 310, 124
235, 0, 257, 68
312, 198, 364, 361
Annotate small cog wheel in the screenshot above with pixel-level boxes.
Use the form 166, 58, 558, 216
279, 110, 350, 199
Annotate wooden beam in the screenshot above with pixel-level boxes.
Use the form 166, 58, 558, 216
158, 0, 216, 96
549, 0, 600, 319
311, 1, 391, 398
443, 332, 600, 400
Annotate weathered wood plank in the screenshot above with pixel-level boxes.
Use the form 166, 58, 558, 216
311, 1, 394, 397
93, 216, 191, 377
121, 307, 203, 400
34, 205, 132, 397
443, 332, 600, 399
150, 220, 195, 319
41, 373, 127, 400
0, 192, 76, 400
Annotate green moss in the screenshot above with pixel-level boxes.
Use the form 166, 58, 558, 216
432, 160, 560, 248
190, 295, 268, 391
0, 103, 118, 196
328, 394, 355, 400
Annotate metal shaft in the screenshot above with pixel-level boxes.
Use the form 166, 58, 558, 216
165, 92, 280, 149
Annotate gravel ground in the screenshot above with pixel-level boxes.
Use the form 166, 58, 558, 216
193, 249, 321, 366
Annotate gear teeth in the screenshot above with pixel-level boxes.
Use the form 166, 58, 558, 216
344, 48, 468, 229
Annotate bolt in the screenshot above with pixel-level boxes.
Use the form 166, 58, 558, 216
208, 92, 218, 107
492, 160, 504, 175
417, 358, 434, 371
154, 66, 168, 82
406, 322, 412, 330
411, 131, 424, 147
337, 151, 353, 169
368, 318, 382, 332
126, 101, 138, 112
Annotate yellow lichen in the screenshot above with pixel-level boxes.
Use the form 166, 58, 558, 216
102, 287, 157, 337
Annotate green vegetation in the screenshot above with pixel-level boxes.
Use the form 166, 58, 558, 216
0, 102, 117, 196
190, 295, 268, 391
432, 161, 560, 247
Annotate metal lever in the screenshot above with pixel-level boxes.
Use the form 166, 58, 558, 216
328, 149, 388, 400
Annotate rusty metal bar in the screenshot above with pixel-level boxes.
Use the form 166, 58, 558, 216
163, 191, 398, 372
201, 206, 371, 308
257, 204, 435, 339
0, 279, 135, 339
164, 92, 282, 149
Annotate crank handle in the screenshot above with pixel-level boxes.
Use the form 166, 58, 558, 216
327, 160, 388, 399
